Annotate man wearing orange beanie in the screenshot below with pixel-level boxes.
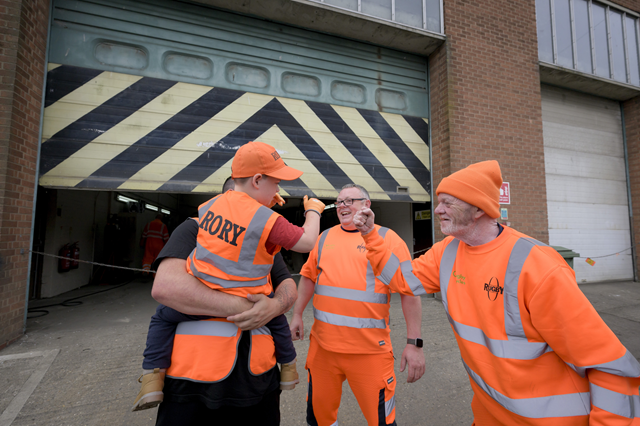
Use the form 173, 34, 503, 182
353, 160, 640, 425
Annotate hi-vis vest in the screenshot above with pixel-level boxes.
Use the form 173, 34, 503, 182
187, 190, 280, 297
438, 237, 640, 424
311, 225, 422, 354
168, 319, 276, 382
168, 191, 280, 382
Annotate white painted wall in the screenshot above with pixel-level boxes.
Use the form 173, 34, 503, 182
39, 190, 184, 298
542, 85, 633, 283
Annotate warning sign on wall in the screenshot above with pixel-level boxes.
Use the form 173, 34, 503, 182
499, 182, 510, 204
415, 210, 431, 220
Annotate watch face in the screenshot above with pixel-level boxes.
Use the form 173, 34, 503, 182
416, 338, 424, 348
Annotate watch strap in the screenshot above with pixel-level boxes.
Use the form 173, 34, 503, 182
407, 338, 423, 348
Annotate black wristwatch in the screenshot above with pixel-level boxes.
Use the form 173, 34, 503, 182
407, 338, 423, 348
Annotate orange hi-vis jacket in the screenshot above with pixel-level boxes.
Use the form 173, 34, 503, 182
363, 225, 640, 425
301, 224, 425, 355
168, 191, 281, 383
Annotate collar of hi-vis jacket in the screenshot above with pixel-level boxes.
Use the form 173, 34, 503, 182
189, 192, 276, 288
439, 233, 640, 420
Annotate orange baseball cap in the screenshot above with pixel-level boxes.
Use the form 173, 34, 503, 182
231, 141, 303, 180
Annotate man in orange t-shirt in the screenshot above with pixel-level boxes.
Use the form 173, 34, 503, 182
290, 183, 425, 426
355, 161, 640, 426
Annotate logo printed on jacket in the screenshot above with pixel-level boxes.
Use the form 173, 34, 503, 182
199, 211, 246, 246
357, 243, 367, 253
483, 277, 503, 301
452, 270, 466, 285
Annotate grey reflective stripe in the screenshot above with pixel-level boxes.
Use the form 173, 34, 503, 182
315, 284, 388, 304
197, 196, 219, 218
175, 320, 239, 337
463, 359, 591, 418
446, 310, 552, 360
314, 229, 331, 284
313, 307, 386, 329
378, 227, 390, 238
316, 229, 331, 264
189, 249, 269, 288
400, 260, 427, 296
377, 253, 400, 285
504, 238, 546, 340
591, 382, 640, 418
385, 395, 396, 417
439, 239, 460, 310
251, 326, 272, 336
567, 350, 640, 378
193, 197, 274, 279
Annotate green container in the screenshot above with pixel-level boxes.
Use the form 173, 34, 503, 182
551, 246, 580, 269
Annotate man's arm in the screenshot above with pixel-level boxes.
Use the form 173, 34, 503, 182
290, 275, 316, 340
399, 294, 425, 383
355, 207, 441, 295
152, 258, 253, 316
529, 263, 640, 423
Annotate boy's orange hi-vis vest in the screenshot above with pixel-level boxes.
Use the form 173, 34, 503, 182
168, 191, 281, 383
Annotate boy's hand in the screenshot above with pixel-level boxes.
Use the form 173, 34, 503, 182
303, 195, 325, 215
268, 193, 286, 208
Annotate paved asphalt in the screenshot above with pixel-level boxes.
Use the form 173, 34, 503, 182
0, 277, 638, 426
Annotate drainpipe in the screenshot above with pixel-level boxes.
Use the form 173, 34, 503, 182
427, 56, 435, 252
620, 103, 638, 282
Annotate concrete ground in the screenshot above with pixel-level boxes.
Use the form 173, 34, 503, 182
1, 278, 639, 426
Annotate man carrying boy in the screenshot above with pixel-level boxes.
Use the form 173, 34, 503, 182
135, 141, 325, 425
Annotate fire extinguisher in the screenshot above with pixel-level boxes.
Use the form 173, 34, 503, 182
58, 244, 72, 273
71, 242, 80, 269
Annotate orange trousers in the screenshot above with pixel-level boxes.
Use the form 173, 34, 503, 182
305, 335, 397, 426
142, 239, 165, 273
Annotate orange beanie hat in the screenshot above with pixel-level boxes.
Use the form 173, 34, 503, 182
436, 160, 502, 218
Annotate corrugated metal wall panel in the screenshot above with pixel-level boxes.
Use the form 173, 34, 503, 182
49, 0, 429, 117
42, 0, 431, 201
542, 85, 633, 283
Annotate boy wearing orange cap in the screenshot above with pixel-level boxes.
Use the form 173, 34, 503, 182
354, 160, 640, 425
133, 141, 326, 416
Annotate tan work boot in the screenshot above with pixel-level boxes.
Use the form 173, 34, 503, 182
132, 368, 165, 411
280, 359, 300, 390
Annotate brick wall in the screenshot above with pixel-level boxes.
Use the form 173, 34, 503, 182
429, 0, 548, 243
0, 0, 49, 350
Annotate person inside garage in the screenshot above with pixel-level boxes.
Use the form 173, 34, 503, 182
140, 213, 170, 274
354, 160, 640, 425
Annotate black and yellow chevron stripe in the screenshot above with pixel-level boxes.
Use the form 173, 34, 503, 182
40, 63, 431, 202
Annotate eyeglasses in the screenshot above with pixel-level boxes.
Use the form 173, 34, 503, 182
335, 198, 367, 207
